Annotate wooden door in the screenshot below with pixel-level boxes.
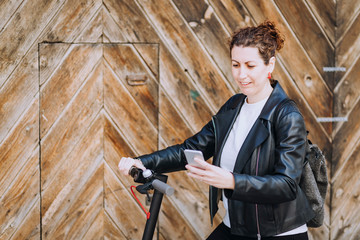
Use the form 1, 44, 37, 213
39, 43, 159, 239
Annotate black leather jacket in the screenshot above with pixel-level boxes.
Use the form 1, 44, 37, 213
138, 81, 314, 237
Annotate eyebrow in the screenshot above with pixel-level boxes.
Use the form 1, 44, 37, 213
231, 60, 256, 64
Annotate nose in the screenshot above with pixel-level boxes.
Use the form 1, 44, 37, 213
236, 66, 247, 79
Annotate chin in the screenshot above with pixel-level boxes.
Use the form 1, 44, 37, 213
239, 88, 252, 96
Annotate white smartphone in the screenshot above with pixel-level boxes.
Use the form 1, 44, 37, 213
184, 149, 205, 168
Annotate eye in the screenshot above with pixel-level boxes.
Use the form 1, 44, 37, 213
232, 63, 239, 68
247, 65, 255, 68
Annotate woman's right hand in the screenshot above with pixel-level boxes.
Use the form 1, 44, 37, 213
118, 157, 146, 176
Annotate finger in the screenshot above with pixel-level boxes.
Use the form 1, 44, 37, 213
186, 171, 204, 181
185, 164, 207, 175
134, 159, 146, 170
194, 158, 212, 170
118, 157, 135, 175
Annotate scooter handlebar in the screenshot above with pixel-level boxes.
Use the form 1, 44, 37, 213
152, 179, 174, 196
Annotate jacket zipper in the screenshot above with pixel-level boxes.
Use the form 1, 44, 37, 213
255, 146, 261, 240
211, 117, 217, 154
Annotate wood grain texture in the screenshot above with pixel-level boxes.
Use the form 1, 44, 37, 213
0, 149, 39, 240
0, 0, 65, 86
0, 47, 39, 144
40, 44, 102, 138
1, 0, 360, 239
305, 0, 336, 45
137, 0, 234, 111
336, 0, 360, 38
172, 0, 238, 92
274, 0, 335, 89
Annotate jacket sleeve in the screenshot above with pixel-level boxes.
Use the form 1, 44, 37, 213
136, 94, 240, 173
136, 119, 216, 173
225, 103, 307, 204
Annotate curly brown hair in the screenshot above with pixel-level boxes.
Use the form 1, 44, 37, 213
229, 20, 285, 65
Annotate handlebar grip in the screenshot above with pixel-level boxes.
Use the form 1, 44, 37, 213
152, 179, 174, 196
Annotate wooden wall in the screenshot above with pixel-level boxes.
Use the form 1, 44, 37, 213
0, 0, 359, 239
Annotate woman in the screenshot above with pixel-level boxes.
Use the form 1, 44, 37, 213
118, 21, 314, 239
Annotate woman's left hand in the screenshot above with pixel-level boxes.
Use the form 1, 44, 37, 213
185, 158, 235, 189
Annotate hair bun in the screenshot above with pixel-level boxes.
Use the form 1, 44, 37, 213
229, 19, 285, 64
259, 20, 285, 51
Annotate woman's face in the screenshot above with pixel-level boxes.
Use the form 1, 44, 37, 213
231, 46, 275, 103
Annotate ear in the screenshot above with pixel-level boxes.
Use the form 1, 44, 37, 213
268, 57, 276, 73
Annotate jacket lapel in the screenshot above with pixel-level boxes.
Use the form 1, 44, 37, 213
233, 119, 269, 173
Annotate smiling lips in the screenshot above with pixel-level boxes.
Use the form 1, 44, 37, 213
239, 81, 251, 86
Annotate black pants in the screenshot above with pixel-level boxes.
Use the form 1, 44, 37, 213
206, 222, 309, 240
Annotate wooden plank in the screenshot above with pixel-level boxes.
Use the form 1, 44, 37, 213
0, 149, 39, 239
9, 199, 40, 240
159, 89, 194, 145
76, 6, 103, 43
48, 163, 103, 239
40, 44, 102, 138
0, 47, 39, 144
333, 57, 360, 127
104, 61, 158, 156
332, 100, 360, 174
40, 0, 102, 43
0, 97, 38, 197
242, 0, 333, 135
41, 114, 103, 216
335, 15, 360, 85
103, 0, 159, 42
305, 0, 336, 45
158, 45, 214, 130
0, 0, 23, 32
172, 0, 238, 92
42, 146, 103, 238
137, 0, 234, 111
134, 43, 160, 79
331, 140, 360, 221
103, 44, 159, 127
350, 223, 360, 240
82, 211, 104, 240
39, 43, 71, 86
41, 60, 103, 191
41, 117, 103, 239
331, 170, 360, 239
336, 0, 360, 39
274, 0, 334, 89
0, 0, 65, 86
104, 212, 127, 240
209, 0, 253, 33
157, 196, 202, 239
102, 7, 127, 43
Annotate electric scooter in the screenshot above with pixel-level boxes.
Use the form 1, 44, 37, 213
129, 167, 174, 240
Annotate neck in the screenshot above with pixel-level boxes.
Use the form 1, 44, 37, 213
247, 83, 273, 104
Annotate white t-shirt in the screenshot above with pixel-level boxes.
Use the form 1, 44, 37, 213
219, 97, 307, 235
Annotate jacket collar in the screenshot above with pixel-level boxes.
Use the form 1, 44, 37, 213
258, 80, 289, 121
213, 81, 289, 172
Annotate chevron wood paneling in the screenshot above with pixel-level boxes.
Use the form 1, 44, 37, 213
1, 0, 360, 239
330, 0, 360, 239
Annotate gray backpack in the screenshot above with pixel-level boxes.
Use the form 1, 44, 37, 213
300, 139, 328, 227
276, 99, 328, 228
